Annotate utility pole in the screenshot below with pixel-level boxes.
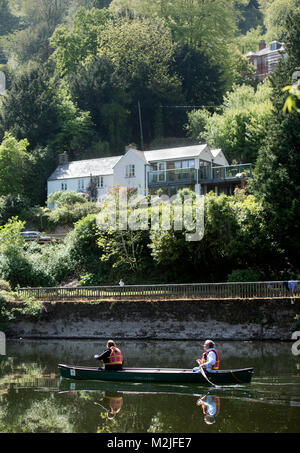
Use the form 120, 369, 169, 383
0, 71, 6, 96
138, 100, 144, 151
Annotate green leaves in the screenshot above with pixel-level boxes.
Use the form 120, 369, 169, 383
50, 7, 112, 77
186, 83, 273, 163
0, 133, 30, 197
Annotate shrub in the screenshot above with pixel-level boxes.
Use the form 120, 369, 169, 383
227, 269, 261, 282
47, 202, 100, 226
48, 190, 87, 207
66, 214, 103, 274
0, 280, 11, 291
0, 194, 31, 226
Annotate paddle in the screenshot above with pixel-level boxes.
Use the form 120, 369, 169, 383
198, 365, 217, 387
94, 401, 110, 412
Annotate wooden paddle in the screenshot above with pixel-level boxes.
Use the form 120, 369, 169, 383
198, 365, 217, 387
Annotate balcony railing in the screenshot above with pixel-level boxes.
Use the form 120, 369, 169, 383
199, 164, 252, 183
147, 164, 252, 188
148, 168, 197, 187
17, 281, 298, 301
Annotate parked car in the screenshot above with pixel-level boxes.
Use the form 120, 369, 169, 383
20, 231, 52, 243
20, 231, 41, 241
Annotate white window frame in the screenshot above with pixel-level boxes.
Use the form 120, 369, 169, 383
126, 164, 135, 178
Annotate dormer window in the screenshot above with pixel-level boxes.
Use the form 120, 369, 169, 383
126, 164, 135, 178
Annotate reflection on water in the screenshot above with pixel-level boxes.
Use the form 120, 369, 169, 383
0, 340, 299, 433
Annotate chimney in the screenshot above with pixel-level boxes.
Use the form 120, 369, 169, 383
59, 151, 68, 165
125, 144, 137, 153
259, 40, 266, 51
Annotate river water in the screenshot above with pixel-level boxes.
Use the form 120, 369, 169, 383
0, 339, 299, 433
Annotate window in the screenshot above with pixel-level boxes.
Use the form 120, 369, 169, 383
126, 164, 135, 178
96, 176, 104, 188
78, 179, 84, 190
61, 182, 67, 191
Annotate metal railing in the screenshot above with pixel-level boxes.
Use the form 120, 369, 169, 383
17, 281, 298, 301
147, 164, 253, 188
199, 164, 252, 182
148, 168, 197, 187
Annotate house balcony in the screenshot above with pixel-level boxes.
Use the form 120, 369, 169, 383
148, 168, 197, 188
198, 163, 252, 184
147, 164, 252, 189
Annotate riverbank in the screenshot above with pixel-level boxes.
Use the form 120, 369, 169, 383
6, 298, 300, 340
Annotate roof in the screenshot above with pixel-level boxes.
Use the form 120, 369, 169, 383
143, 144, 209, 162
211, 149, 229, 166
48, 155, 122, 181
246, 43, 285, 58
48, 145, 229, 181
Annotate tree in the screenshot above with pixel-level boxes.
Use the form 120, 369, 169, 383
248, 7, 300, 269
50, 7, 112, 76
236, 25, 266, 54
0, 64, 60, 148
0, 133, 30, 196
109, 0, 248, 89
96, 17, 178, 90
68, 55, 129, 152
186, 83, 273, 163
50, 81, 96, 159
96, 16, 183, 144
171, 44, 225, 107
2, 0, 72, 64
0, 194, 30, 226
0, 0, 19, 36
259, 0, 299, 42
237, 0, 264, 34
149, 189, 285, 282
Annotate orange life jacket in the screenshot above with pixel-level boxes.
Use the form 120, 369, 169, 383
108, 396, 123, 412
108, 347, 123, 365
201, 396, 221, 416
200, 348, 220, 370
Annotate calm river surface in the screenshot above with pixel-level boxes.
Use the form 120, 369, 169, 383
0, 339, 299, 433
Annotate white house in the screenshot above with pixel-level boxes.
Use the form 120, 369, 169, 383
47, 144, 252, 203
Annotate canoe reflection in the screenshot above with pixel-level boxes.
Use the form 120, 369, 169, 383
59, 378, 221, 396
59, 379, 227, 423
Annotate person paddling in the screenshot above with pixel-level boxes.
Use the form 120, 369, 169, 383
94, 339, 123, 371
193, 339, 220, 373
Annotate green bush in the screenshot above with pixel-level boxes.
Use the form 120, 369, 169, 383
0, 280, 11, 291
66, 214, 103, 274
0, 194, 31, 226
227, 269, 262, 282
48, 190, 87, 207
47, 202, 100, 226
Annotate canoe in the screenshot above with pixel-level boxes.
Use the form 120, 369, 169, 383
58, 364, 254, 385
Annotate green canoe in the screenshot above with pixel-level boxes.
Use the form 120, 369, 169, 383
58, 364, 254, 385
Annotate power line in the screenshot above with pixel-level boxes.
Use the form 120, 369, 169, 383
160, 105, 218, 109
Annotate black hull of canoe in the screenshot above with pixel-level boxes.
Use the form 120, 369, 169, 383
58, 364, 254, 385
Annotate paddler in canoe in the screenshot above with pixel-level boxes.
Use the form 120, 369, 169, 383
193, 339, 220, 373
94, 339, 123, 371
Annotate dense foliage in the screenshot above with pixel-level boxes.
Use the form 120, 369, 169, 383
0, 1, 298, 287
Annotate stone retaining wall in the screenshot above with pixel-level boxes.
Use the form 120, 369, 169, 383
7, 298, 300, 340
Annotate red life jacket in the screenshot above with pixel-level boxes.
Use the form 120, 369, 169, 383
108, 347, 123, 365
200, 348, 220, 370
